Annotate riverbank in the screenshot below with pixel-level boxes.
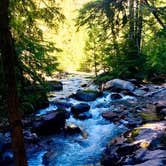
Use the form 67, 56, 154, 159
101, 80, 166, 166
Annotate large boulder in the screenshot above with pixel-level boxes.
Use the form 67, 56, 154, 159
72, 90, 102, 101
104, 79, 135, 91
31, 109, 69, 135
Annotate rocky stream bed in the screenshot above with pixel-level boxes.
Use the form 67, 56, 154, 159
0, 73, 166, 166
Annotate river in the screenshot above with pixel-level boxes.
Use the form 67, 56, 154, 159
28, 73, 128, 166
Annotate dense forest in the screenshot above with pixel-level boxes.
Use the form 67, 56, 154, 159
0, 0, 166, 166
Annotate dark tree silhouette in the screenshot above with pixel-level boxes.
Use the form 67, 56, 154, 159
0, 0, 27, 165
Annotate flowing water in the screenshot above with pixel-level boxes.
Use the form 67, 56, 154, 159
28, 73, 128, 166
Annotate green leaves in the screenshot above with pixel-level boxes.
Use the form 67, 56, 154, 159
9, 0, 64, 84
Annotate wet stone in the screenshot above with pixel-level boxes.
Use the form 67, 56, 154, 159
51, 101, 73, 110
73, 112, 92, 120
73, 89, 102, 101
135, 149, 166, 162
64, 123, 82, 135
102, 111, 119, 121
110, 93, 123, 100
46, 80, 63, 91
131, 159, 166, 166
31, 110, 69, 135
71, 103, 90, 114
71, 103, 92, 120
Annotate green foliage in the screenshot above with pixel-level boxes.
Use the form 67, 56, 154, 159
143, 30, 166, 76
0, 0, 65, 118
77, 0, 166, 79
20, 84, 49, 115
9, 0, 64, 84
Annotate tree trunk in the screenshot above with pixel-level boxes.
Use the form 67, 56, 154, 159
135, 0, 143, 56
129, 0, 135, 41
137, 0, 143, 55
0, 1, 27, 166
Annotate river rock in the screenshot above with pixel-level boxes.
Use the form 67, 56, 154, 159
131, 159, 166, 166
72, 90, 102, 101
46, 81, 63, 91
117, 143, 139, 156
124, 116, 143, 128
64, 123, 82, 135
110, 93, 123, 100
51, 101, 73, 109
71, 103, 92, 120
134, 89, 146, 96
23, 130, 39, 143
0, 151, 14, 166
104, 79, 135, 91
31, 109, 69, 135
102, 111, 119, 122
71, 103, 90, 114
155, 102, 166, 113
74, 112, 92, 120
135, 149, 166, 162
160, 108, 166, 116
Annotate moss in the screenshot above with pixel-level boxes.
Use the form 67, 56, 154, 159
20, 84, 49, 115
127, 128, 140, 142
139, 111, 160, 121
